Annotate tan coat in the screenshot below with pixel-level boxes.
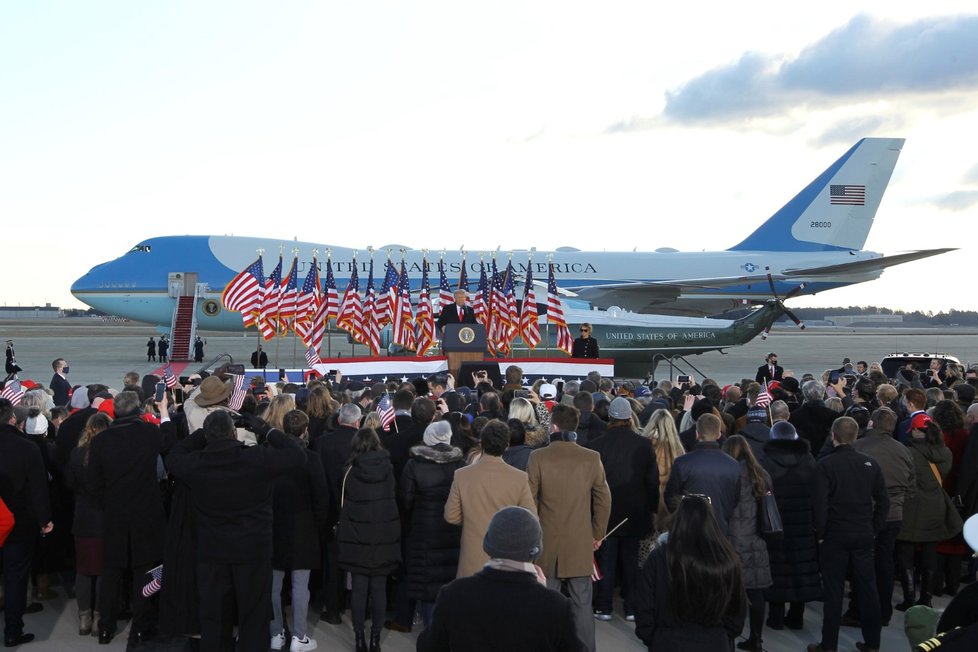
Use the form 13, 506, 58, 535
527, 441, 612, 579
444, 455, 536, 577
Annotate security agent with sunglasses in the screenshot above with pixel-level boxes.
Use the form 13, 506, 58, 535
571, 323, 599, 359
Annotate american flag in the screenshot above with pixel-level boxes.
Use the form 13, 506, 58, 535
362, 258, 381, 356
546, 262, 573, 355
377, 257, 398, 328
305, 347, 320, 369
591, 555, 603, 582
0, 380, 24, 406
221, 255, 264, 328
755, 381, 772, 408
415, 258, 436, 356
519, 265, 540, 349
437, 258, 453, 313
336, 256, 365, 345
378, 392, 396, 432
830, 184, 865, 206
277, 255, 300, 331
458, 256, 469, 293
308, 256, 339, 355
228, 374, 247, 411
295, 256, 321, 345
163, 367, 178, 389
473, 260, 488, 327
141, 564, 163, 598
503, 261, 517, 332
392, 260, 416, 350
259, 254, 283, 340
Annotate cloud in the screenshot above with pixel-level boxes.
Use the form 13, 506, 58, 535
812, 116, 895, 147
662, 14, 978, 123
963, 163, 978, 184
931, 190, 978, 211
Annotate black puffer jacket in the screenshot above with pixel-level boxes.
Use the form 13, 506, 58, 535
759, 437, 822, 603
400, 444, 464, 601
337, 449, 401, 576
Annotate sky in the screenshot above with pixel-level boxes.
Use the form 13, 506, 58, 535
2, 1, 977, 313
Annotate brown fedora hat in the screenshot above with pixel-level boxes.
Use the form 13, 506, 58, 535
194, 376, 233, 407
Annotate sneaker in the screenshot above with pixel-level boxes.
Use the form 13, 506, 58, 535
593, 611, 612, 621
625, 614, 636, 622
290, 635, 318, 652
270, 631, 287, 651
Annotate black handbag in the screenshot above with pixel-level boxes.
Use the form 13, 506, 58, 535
758, 491, 784, 539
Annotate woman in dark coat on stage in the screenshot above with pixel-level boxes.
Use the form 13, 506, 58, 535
399, 421, 464, 627
759, 421, 822, 630
337, 428, 400, 652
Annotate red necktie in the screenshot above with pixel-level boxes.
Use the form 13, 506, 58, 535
458, 307, 463, 321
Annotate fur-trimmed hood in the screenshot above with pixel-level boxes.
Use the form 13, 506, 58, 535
409, 443, 464, 464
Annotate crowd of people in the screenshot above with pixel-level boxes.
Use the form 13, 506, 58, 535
0, 351, 977, 652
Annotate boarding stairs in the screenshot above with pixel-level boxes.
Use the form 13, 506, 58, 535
168, 283, 205, 362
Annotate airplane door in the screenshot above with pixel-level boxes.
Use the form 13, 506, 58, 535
167, 273, 184, 298
183, 272, 199, 296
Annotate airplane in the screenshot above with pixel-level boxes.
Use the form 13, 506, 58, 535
71, 137, 950, 344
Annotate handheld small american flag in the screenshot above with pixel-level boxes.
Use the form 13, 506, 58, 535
378, 392, 396, 432
437, 258, 453, 313
591, 555, 603, 582
0, 380, 24, 406
305, 348, 320, 370
228, 374, 247, 411
222, 255, 265, 328
163, 367, 178, 389
519, 265, 540, 349
755, 381, 772, 408
142, 564, 163, 597
546, 262, 573, 355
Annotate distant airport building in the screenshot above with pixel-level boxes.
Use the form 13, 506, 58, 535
826, 314, 904, 326
0, 305, 63, 320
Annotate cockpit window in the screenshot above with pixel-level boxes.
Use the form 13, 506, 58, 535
128, 245, 152, 253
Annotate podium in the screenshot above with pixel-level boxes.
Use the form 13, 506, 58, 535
441, 323, 487, 380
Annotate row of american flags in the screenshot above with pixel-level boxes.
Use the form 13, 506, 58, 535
221, 252, 574, 360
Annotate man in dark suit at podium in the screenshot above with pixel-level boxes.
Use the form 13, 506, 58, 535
436, 289, 476, 334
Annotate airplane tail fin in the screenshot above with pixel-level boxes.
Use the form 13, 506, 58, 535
729, 138, 904, 252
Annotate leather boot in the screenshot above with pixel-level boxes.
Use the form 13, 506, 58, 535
916, 570, 934, 607
354, 628, 367, 652
895, 569, 915, 611
369, 630, 382, 652
92, 611, 101, 636
79, 609, 93, 636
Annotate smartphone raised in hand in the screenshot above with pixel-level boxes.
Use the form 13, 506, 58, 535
154, 382, 166, 402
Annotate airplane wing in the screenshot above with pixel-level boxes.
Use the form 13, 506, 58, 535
568, 273, 789, 312
779, 248, 956, 278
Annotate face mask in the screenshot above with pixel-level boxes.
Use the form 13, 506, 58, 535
62, 366, 69, 374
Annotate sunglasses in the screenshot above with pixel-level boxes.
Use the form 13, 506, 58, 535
580, 328, 590, 333
682, 493, 712, 505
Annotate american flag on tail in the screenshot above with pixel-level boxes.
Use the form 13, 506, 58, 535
228, 374, 247, 411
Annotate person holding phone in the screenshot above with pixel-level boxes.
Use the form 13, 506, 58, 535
571, 324, 599, 359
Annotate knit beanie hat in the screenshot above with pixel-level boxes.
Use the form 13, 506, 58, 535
423, 421, 452, 447
483, 506, 542, 563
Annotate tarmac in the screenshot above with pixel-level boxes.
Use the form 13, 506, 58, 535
1, 317, 972, 650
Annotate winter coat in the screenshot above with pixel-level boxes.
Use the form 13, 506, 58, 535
86, 415, 175, 568
64, 445, 103, 538
664, 442, 741, 534
899, 438, 959, 542
635, 543, 746, 650
445, 455, 536, 577
789, 400, 838, 455
727, 461, 772, 590
0, 424, 50, 544
400, 444, 464, 601
587, 425, 658, 538
336, 449, 401, 576
813, 444, 889, 540
272, 446, 329, 570
852, 427, 916, 521
759, 437, 821, 603
527, 440, 612, 579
